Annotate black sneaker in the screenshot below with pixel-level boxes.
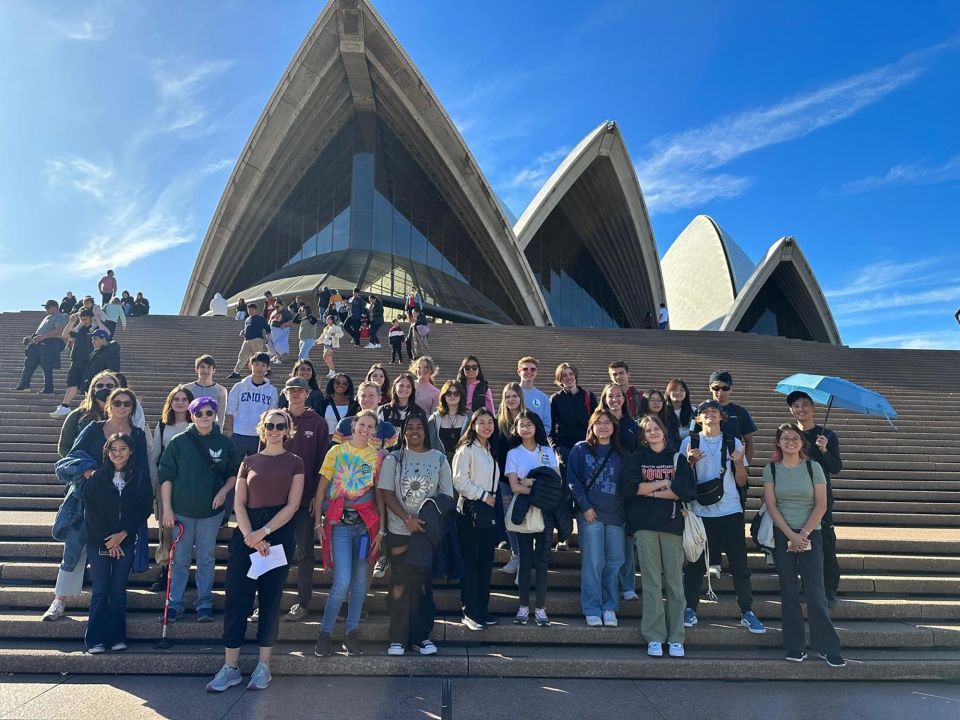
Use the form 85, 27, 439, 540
227, 372, 241, 380
343, 631, 363, 656
818, 652, 846, 668
314, 632, 332, 657
785, 650, 806, 663
149, 567, 168, 593
826, 593, 838, 609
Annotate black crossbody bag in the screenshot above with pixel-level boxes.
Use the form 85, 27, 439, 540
691, 433, 730, 506
467, 461, 498, 530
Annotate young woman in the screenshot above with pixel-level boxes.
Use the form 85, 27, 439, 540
494, 382, 526, 575
567, 409, 625, 628
148, 385, 195, 592
235, 298, 248, 322
278, 360, 324, 414
665, 378, 693, 450
411, 356, 441, 415
82, 433, 153, 653
428, 380, 469, 463
321, 373, 359, 436
624, 416, 696, 658
763, 424, 844, 667
379, 416, 453, 655
267, 299, 293, 364
314, 410, 383, 657
208, 409, 304, 692
505, 410, 559, 627
641, 389, 671, 429
319, 315, 344, 379
365, 364, 391, 406
455, 355, 495, 414
452, 408, 501, 630
377, 373, 430, 450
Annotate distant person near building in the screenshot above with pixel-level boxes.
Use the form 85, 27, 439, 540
130, 293, 150, 316
229, 303, 270, 379
209, 293, 229, 316
294, 303, 319, 361
658, 303, 669, 330
344, 288, 366, 347
98, 270, 117, 306
12, 300, 67, 395
59, 292, 76, 315
103, 298, 127, 338
50, 309, 95, 417
367, 294, 384, 349
388, 317, 406, 364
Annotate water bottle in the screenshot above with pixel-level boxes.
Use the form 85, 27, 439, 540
357, 532, 370, 561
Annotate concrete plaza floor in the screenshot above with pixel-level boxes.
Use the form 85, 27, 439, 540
0, 675, 959, 719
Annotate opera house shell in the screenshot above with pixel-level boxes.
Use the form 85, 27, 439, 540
182, 0, 841, 344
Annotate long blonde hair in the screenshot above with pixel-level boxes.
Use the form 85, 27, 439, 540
497, 382, 526, 436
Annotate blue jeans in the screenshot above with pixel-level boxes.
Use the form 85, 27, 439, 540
169, 513, 222, 613
321, 523, 369, 633
85, 544, 135, 649
619, 533, 637, 595
578, 519, 625, 616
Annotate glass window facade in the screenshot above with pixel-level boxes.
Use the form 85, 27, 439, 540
736, 265, 818, 341
227, 115, 516, 323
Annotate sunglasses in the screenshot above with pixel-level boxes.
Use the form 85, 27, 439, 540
193, 410, 216, 418
94, 383, 116, 390
111, 400, 133, 408
445, 391, 461, 397
520, 367, 537, 373
264, 422, 288, 431
463, 365, 479, 371
711, 385, 732, 392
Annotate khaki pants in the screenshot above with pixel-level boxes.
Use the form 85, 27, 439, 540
233, 338, 265, 373
635, 530, 685, 644
154, 486, 172, 566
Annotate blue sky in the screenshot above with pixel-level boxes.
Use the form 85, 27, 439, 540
2, 1, 959, 349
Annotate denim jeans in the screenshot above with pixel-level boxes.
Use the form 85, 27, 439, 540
578, 518, 625, 616
85, 544, 134, 649
298, 337, 317, 361
618, 533, 637, 595
320, 523, 370, 633
169, 512, 222, 613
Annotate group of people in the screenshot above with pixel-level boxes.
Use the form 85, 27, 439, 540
43, 328, 848, 692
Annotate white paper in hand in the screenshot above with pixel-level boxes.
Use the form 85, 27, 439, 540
247, 544, 288, 579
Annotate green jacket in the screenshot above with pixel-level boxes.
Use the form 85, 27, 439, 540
158, 424, 240, 519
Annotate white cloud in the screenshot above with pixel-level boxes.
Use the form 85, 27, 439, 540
841, 154, 960, 194
832, 285, 960, 316
44, 158, 113, 200
51, 6, 114, 42
200, 158, 235, 175
506, 146, 572, 191
149, 58, 236, 135
825, 257, 942, 299
634, 40, 958, 214
855, 330, 960, 350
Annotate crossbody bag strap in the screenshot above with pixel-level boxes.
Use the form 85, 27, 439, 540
584, 449, 612, 495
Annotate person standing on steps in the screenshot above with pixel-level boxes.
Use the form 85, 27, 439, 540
321, 373, 359, 436
365, 364, 391, 406
207, 408, 304, 692
568, 409, 625, 629
658, 302, 669, 330
664, 378, 693, 451
12, 300, 67, 395
278, 377, 330, 622
319, 314, 344, 379
680, 401, 765, 635
452, 408, 501, 631
607, 361, 645, 419
407, 308, 430, 359
266, 298, 294, 365
763, 423, 845, 668
277, 360, 325, 415
366, 294, 384, 349
229, 303, 270, 380
147, 385, 195, 594
495, 382, 526, 576
624, 415, 696, 659
60, 291, 77, 315
98, 270, 117, 306
455, 355, 495, 414
183, 355, 228, 426
293, 303, 319, 362
224, 353, 278, 460
102, 298, 127, 338
344, 288, 366, 347
388, 317, 405, 364
50, 309, 95, 417
81, 433, 153, 654
517, 356, 551, 431
159, 397, 239, 623
788, 390, 844, 608
411, 356, 440, 415
334, 381, 399, 450
82, 330, 121, 390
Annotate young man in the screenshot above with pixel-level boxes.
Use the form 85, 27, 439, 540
658, 303, 669, 330
788, 390, 844, 607
344, 288, 366, 347
607, 361, 644, 419
183, 355, 228, 426
50, 309, 95, 417
229, 303, 270, 379
517, 356, 551, 431
266, 298, 294, 364
12, 300, 67, 394
223, 353, 277, 458
81, 329, 121, 390
159, 397, 240, 622
680, 401, 765, 634
293, 304, 319, 361
98, 270, 117, 306
263, 290, 276, 313
280, 377, 331, 621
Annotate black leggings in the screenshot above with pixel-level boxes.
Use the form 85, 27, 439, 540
517, 524, 552, 608
457, 513, 496, 622
683, 512, 753, 613
386, 533, 435, 646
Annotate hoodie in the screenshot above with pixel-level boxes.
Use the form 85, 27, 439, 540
83, 466, 153, 550
226, 375, 277, 436
158, 424, 240, 518
82, 340, 121, 387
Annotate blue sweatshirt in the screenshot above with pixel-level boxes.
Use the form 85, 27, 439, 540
566, 441, 624, 526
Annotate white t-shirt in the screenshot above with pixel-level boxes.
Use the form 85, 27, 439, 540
112, 471, 126, 493
679, 434, 746, 518
324, 404, 351, 435
505, 444, 559, 480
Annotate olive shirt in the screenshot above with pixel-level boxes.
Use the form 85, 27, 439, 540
761, 460, 826, 531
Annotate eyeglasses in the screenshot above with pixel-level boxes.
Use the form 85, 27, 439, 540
263, 422, 288, 431
111, 400, 133, 408
520, 367, 537, 374
711, 385, 732, 392
463, 365, 479, 371
94, 383, 115, 390
193, 410, 216, 418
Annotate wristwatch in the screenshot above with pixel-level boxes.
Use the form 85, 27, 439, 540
263, 526, 272, 536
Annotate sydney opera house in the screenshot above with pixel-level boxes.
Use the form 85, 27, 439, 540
182, 0, 841, 344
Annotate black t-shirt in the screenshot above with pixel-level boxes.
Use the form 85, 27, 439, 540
244, 315, 270, 340
71, 326, 93, 362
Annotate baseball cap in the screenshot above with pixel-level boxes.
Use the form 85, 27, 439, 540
89, 329, 110, 340
43, 300, 59, 309
709, 370, 733, 387
697, 400, 726, 416
786, 390, 813, 406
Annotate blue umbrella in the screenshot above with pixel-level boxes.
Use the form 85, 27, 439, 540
775, 373, 898, 430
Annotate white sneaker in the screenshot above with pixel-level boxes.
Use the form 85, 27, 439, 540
326, 370, 337, 378
42, 598, 65, 621
502, 556, 519, 574
372, 556, 389, 578
585, 615, 602, 627
621, 591, 639, 601
647, 641, 663, 657
418, 640, 437, 655
708, 565, 721, 577
668, 643, 685, 658
764, 550, 776, 567
602, 610, 618, 627
49, 405, 70, 418
387, 643, 405, 656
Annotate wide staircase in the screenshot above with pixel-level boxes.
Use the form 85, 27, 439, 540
0, 311, 958, 680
